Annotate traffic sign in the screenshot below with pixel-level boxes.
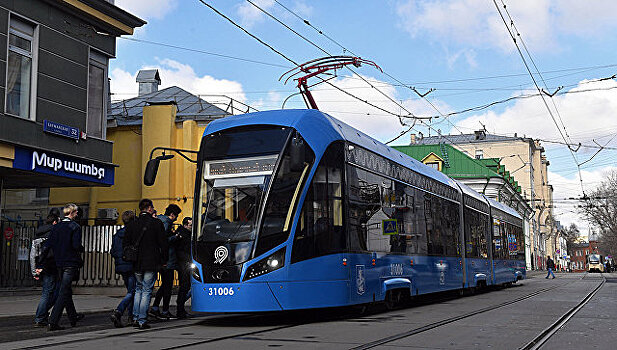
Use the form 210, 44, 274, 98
382, 219, 398, 235
3, 227, 14, 240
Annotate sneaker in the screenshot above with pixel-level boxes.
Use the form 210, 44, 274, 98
70, 313, 85, 327
132, 320, 141, 328
159, 311, 176, 320
138, 323, 151, 330
110, 310, 123, 328
47, 323, 65, 331
34, 321, 48, 328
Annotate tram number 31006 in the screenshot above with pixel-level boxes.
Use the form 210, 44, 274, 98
208, 287, 235, 296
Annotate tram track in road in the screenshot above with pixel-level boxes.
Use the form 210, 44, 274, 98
519, 275, 606, 350
159, 282, 567, 350
13, 277, 581, 349
349, 283, 565, 350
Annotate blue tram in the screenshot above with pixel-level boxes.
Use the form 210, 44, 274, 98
189, 109, 526, 312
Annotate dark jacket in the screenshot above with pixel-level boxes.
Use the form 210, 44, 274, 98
175, 225, 192, 266
546, 258, 555, 270
32, 224, 56, 275
110, 227, 133, 274
44, 218, 83, 268
123, 212, 168, 272
157, 214, 178, 270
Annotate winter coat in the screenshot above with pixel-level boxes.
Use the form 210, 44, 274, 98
110, 227, 133, 274
45, 218, 83, 268
124, 212, 168, 272
546, 258, 555, 270
175, 225, 192, 267
157, 214, 178, 270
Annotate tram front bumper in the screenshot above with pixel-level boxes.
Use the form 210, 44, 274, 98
191, 282, 283, 312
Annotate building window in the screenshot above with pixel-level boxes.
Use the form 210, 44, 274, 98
87, 50, 108, 138
6, 16, 37, 119
426, 162, 439, 170
475, 150, 484, 159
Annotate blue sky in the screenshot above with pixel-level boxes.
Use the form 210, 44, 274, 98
111, 0, 617, 233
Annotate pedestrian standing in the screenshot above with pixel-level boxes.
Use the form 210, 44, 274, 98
605, 260, 611, 273
124, 199, 168, 329
110, 210, 136, 327
546, 256, 556, 279
31, 212, 59, 327
150, 204, 181, 320
45, 204, 85, 331
174, 217, 193, 318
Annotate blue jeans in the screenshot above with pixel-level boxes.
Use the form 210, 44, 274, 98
34, 272, 58, 323
116, 272, 136, 316
49, 267, 78, 326
133, 271, 156, 325
546, 268, 555, 278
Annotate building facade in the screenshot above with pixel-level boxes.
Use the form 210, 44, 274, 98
414, 130, 555, 270
49, 70, 248, 223
0, 0, 144, 287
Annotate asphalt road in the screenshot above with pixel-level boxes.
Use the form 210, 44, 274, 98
2, 273, 615, 350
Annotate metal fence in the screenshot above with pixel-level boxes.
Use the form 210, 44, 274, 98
1, 222, 127, 288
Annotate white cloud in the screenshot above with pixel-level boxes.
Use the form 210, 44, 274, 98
299, 74, 448, 142
236, 0, 313, 28
236, 0, 275, 28
114, 0, 177, 20
549, 166, 617, 237
395, 0, 617, 54
110, 58, 246, 102
454, 79, 617, 147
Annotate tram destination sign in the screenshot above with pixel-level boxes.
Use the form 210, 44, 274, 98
43, 120, 79, 140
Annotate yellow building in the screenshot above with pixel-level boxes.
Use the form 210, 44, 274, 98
49, 70, 253, 224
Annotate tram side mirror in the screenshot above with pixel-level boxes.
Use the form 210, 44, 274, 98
144, 159, 160, 186
144, 154, 174, 186
290, 135, 305, 172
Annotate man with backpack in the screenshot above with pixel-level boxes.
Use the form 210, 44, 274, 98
123, 199, 168, 329
31, 212, 59, 327
110, 210, 136, 327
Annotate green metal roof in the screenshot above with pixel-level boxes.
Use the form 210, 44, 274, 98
393, 143, 521, 192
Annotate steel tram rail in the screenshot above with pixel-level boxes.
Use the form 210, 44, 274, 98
519, 275, 606, 350
18, 277, 586, 350
348, 284, 564, 350
159, 282, 565, 350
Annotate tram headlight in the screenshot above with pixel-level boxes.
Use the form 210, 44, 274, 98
191, 263, 202, 282
243, 247, 286, 281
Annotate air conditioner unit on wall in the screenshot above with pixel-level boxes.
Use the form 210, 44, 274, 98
97, 208, 119, 220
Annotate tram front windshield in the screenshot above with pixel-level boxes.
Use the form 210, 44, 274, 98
589, 254, 601, 263
194, 126, 293, 268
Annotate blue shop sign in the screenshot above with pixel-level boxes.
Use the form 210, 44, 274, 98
43, 120, 80, 140
13, 147, 114, 185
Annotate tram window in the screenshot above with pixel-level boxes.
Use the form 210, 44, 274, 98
426, 194, 460, 257
255, 134, 315, 257
291, 143, 345, 263
464, 207, 488, 259
492, 220, 506, 259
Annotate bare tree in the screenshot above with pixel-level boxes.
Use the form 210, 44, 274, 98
562, 223, 580, 253
577, 170, 617, 257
